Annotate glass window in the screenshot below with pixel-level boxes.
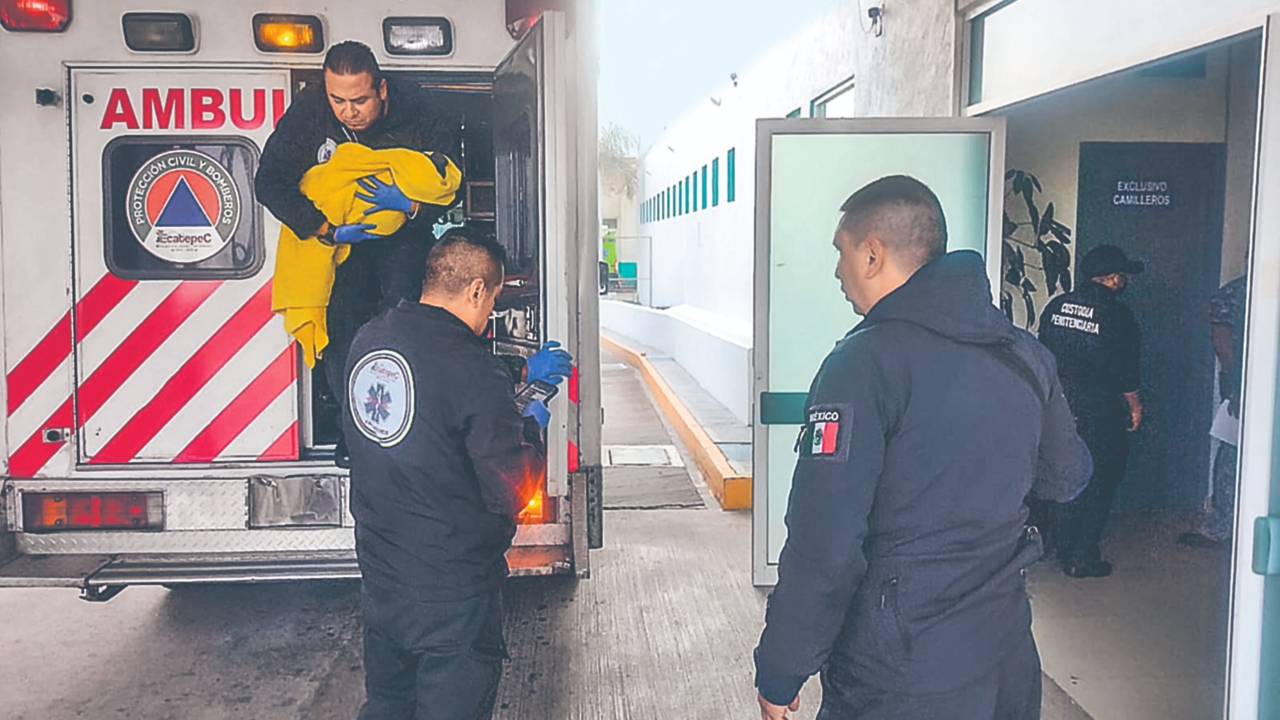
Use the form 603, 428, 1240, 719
786, 107, 801, 118
712, 158, 720, 207
812, 75, 856, 118
103, 136, 263, 280
701, 165, 708, 210
727, 148, 736, 203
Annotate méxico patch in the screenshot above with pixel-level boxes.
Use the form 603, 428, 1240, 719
808, 408, 841, 455
349, 349, 415, 448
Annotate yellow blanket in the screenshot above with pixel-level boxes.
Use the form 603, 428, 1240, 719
271, 143, 461, 367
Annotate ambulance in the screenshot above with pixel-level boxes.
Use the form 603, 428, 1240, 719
0, 0, 603, 599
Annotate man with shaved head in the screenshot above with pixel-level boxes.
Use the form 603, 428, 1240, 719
754, 176, 1091, 720
344, 227, 571, 720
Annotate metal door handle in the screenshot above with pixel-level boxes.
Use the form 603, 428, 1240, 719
1253, 516, 1280, 575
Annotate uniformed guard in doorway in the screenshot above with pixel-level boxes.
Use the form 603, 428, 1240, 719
754, 176, 1091, 720
1037, 244, 1145, 578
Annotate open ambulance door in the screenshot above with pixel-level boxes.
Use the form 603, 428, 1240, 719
493, 11, 597, 577
750, 118, 1007, 585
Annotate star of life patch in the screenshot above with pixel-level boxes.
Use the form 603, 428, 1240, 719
349, 349, 415, 448
317, 138, 338, 164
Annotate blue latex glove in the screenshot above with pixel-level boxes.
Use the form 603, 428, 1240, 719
334, 222, 379, 244
526, 341, 573, 385
522, 399, 550, 429
355, 175, 414, 215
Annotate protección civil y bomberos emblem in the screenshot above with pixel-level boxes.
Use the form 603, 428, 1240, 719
126, 149, 240, 263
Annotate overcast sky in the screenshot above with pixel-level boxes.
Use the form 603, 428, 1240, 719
596, 0, 846, 153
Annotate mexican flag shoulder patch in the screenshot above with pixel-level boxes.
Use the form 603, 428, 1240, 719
807, 407, 843, 456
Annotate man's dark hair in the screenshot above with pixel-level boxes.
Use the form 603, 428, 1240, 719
323, 41, 382, 85
839, 175, 948, 270
423, 228, 507, 297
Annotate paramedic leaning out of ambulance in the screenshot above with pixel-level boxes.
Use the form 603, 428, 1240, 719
254, 40, 459, 467
345, 228, 570, 720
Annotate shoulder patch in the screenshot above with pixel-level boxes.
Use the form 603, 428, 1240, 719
348, 350, 415, 448
317, 138, 337, 164
797, 404, 853, 462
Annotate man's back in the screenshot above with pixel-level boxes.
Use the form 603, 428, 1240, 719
345, 300, 537, 602
758, 252, 1090, 696
1038, 282, 1140, 413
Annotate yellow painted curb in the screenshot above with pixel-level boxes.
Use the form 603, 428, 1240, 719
601, 335, 752, 510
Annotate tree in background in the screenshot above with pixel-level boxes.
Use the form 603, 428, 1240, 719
599, 123, 639, 198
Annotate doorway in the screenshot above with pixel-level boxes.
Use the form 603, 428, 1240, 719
994, 32, 1261, 720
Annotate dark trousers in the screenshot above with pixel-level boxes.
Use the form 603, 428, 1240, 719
816, 631, 1042, 720
321, 235, 433, 434
1052, 413, 1130, 565
358, 584, 506, 720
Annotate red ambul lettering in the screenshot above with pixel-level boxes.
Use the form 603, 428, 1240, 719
100, 87, 288, 131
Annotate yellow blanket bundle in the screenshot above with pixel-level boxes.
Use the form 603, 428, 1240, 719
271, 143, 461, 367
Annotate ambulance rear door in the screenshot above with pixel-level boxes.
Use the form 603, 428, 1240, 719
56, 69, 299, 474
493, 12, 585, 574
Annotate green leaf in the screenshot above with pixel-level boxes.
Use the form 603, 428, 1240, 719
1005, 169, 1018, 181
1029, 173, 1043, 193
1003, 211, 1019, 239
1021, 277, 1037, 293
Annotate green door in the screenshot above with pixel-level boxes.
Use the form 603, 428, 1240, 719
751, 118, 1007, 584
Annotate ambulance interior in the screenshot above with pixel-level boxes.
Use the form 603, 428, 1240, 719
305, 69, 546, 458
991, 30, 1262, 720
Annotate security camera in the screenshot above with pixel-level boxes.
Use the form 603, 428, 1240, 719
868, 6, 882, 19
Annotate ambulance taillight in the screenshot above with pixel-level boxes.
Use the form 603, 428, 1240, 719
0, 0, 70, 32
504, 0, 567, 39
22, 492, 164, 532
383, 17, 453, 56
252, 13, 324, 54
122, 12, 194, 53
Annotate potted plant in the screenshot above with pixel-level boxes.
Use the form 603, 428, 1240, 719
1001, 169, 1075, 329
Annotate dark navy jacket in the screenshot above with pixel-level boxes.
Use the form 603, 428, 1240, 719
344, 301, 542, 601
1037, 282, 1141, 422
755, 251, 1091, 704
254, 77, 459, 240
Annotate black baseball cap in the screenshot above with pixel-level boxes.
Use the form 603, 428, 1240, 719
1079, 245, 1145, 278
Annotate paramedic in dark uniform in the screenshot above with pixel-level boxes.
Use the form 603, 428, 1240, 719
255, 40, 459, 466
345, 228, 571, 720
1037, 245, 1144, 579
754, 176, 1091, 720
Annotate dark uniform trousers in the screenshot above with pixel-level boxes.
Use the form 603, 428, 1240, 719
816, 631, 1043, 720
322, 235, 435, 420
358, 584, 506, 720
1050, 404, 1129, 566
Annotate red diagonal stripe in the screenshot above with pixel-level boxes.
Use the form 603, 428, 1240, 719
9, 398, 73, 478
174, 346, 297, 463
77, 281, 220, 427
258, 421, 300, 462
7, 274, 136, 415
89, 282, 276, 464
75, 274, 140, 342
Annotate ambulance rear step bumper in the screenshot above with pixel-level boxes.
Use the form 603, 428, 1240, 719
0, 545, 574, 592
0, 551, 362, 589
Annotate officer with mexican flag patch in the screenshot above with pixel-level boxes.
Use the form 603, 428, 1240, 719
754, 176, 1092, 720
